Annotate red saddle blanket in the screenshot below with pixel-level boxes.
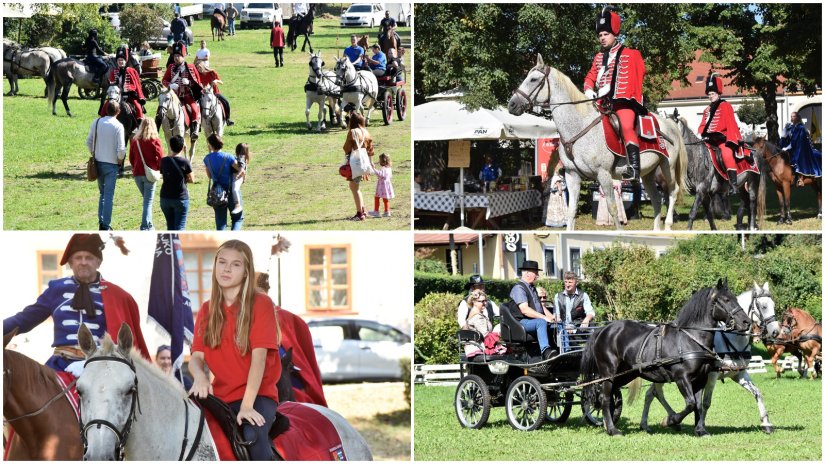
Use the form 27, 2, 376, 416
602, 114, 669, 159
705, 143, 759, 180
205, 401, 347, 461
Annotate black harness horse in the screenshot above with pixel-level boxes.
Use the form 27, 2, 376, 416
579, 279, 752, 436
286, 5, 315, 53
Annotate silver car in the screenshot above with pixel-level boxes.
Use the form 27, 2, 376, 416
307, 318, 411, 382
149, 18, 194, 48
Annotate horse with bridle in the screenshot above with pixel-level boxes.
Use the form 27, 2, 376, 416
639, 282, 780, 434
287, 4, 315, 53
334, 56, 378, 126
579, 279, 752, 436
508, 54, 687, 231
3, 40, 51, 96
769, 308, 822, 379
3, 329, 83, 460
46, 53, 141, 117
199, 85, 225, 140
156, 88, 198, 160
751, 137, 822, 225
305, 52, 343, 131
104, 86, 140, 146
76, 323, 373, 460
211, 11, 227, 41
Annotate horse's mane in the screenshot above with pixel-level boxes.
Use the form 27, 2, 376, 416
92, 334, 187, 398
548, 67, 589, 116
674, 287, 717, 327
786, 307, 817, 324
4, 349, 63, 395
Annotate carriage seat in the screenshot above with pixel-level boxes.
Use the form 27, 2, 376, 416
500, 303, 536, 344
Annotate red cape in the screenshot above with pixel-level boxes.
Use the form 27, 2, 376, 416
278, 307, 327, 407
101, 278, 151, 360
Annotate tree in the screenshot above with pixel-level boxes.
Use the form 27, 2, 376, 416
3, 3, 119, 54
737, 99, 767, 131
119, 5, 165, 49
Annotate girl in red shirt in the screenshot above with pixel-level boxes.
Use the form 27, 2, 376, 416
189, 240, 281, 460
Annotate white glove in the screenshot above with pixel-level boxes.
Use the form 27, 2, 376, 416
598, 86, 611, 97
65, 360, 85, 377
584, 89, 597, 100
170, 83, 179, 91
181, 78, 190, 85
781, 145, 792, 152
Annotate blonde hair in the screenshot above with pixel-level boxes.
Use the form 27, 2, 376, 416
203, 240, 280, 355
136, 117, 160, 141
467, 289, 487, 307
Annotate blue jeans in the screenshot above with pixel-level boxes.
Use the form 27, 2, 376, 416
214, 188, 243, 230
229, 397, 277, 460
160, 197, 189, 230
520, 318, 551, 351
133, 176, 156, 230
228, 18, 236, 34
96, 161, 120, 229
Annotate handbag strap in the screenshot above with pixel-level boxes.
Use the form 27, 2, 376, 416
92, 119, 100, 158
352, 128, 363, 149
207, 155, 228, 187
169, 156, 186, 179
135, 139, 148, 166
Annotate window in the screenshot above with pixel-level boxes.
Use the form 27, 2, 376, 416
37, 251, 65, 293
569, 248, 582, 278
357, 323, 410, 343
514, 245, 528, 277
306, 245, 351, 311
695, 75, 705, 83
182, 249, 216, 314
543, 247, 557, 279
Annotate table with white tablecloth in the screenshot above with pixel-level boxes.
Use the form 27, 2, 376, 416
414, 190, 542, 227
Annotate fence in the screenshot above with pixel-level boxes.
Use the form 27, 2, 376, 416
414, 355, 806, 386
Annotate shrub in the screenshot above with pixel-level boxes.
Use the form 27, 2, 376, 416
760, 243, 822, 319
119, 5, 165, 50
414, 259, 448, 274
414, 292, 463, 364
400, 357, 411, 406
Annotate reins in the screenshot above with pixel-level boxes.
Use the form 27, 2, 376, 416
3, 376, 78, 423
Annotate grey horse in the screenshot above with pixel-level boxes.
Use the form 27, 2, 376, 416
46, 53, 141, 117
3, 40, 51, 96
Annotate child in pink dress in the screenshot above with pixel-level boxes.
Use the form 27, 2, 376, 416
369, 153, 395, 217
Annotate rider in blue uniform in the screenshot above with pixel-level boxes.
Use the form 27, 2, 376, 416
780, 111, 822, 185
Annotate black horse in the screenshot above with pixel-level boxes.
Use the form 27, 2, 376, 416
286, 4, 315, 53
579, 279, 752, 436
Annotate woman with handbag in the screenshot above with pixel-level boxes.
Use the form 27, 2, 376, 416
159, 135, 194, 230
342, 112, 375, 221
203, 133, 243, 230
129, 118, 164, 230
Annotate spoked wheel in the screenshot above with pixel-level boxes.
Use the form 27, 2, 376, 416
505, 376, 546, 431
396, 88, 407, 120
78, 87, 101, 100
545, 389, 574, 424
454, 375, 491, 429
581, 385, 623, 426
142, 80, 160, 101
382, 93, 393, 125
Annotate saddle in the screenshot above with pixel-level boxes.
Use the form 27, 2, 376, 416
192, 393, 290, 461
704, 141, 759, 181
600, 109, 669, 159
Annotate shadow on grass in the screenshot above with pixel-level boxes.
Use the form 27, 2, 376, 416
373, 408, 411, 426
24, 171, 86, 181
233, 121, 344, 137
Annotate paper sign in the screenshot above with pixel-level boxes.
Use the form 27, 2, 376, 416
448, 140, 471, 168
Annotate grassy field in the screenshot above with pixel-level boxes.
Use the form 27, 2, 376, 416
325, 381, 410, 461
3, 18, 411, 230
413, 374, 822, 460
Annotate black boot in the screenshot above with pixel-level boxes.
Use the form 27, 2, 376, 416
190, 121, 200, 141
623, 144, 641, 183
727, 169, 738, 194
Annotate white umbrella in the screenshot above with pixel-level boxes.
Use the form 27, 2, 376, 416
414, 99, 557, 141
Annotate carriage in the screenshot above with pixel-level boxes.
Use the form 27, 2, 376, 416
454, 315, 617, 432
373, 69, 407, 125
138, 53, 164, 101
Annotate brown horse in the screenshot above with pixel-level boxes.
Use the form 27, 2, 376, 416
776, 308, 822, 378
3, 330, 83, 460
211, 12, 226, 41
752, 137, 822, 225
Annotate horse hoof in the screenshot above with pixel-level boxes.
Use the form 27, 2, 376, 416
761, 425, 773, 434
607, 429, 623, 437
694, 430, 710, 437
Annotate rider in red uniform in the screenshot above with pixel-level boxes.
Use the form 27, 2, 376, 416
195, 61, 235, 126
698, 73, 744, 192
583, 7, 646, 182
103, 45, 145, 124
162, 41, 203, 140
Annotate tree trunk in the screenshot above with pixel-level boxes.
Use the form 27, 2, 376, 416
415, 141, 448, 190
760, 80, 780, 144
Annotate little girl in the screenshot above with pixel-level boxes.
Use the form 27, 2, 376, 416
369, 153, 395, 218
231, 143, 250, 215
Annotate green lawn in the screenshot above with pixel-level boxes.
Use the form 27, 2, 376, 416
414, 374, 822, 460
3, 18, 411, 230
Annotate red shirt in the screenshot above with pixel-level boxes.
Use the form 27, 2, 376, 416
128, 138, 164, 176
192, 293, 281, 403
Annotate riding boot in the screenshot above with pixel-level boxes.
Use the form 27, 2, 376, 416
190, 120, 200, 140
727, 169, 738, 194
623, 144, 641, 183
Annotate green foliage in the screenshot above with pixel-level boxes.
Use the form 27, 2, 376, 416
4, 4, 119, 53
760, 242, 822, 319
399, 357, 411, 406
413, 292, 463, 365
414, 259, 448, 275
414, 272, 564, 306
737, 99, 768, 129
119, 5, 165, 49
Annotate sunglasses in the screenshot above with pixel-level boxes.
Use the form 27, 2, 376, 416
477, 299, 487, 303
539, 297, 547, 300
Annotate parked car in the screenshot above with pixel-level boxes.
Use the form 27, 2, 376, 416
148, 18, 194, 48
240, 3, 282, 29
307, 318, 411, 382
340, 3, 386, 28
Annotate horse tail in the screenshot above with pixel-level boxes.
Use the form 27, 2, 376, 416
626, 377, 642, 406
46, 65, 55, 106
579, 329, 601, 404
756, 151, 768, 228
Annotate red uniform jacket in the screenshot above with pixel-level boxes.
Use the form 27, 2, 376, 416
271, 26, 285, 48
196, 68, 222, 94
100, 278, 151, 361
698, 100, 743, 149
584, 43, 645, 105
162, 62, 203, 100
107, 66, 145, 100
277, 307, 327, 407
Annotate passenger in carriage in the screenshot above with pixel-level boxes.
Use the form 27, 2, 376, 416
509, 260, 558, 360
343, 35, 367, 71
462, 290, 493, 337
385, 47, 402, 81
552, 272, 595, 333
457, 275, 500, 333
366, 43, 387, 77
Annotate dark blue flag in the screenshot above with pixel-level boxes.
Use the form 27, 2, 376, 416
147, 234, 194, 385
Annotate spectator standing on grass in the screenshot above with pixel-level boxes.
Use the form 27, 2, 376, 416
158, 135, 193, 230
204, 134, 244, 230
128, 118, 163, 230
87, 103, 126, 231
226, 4, 239, 36
270, 21, 285, 67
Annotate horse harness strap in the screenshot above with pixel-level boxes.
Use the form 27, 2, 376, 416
177, 398, 207, 461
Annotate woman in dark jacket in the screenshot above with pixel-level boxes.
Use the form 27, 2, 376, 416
84, 29, 108, 84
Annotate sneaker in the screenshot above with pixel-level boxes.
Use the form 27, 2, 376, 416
231, 205, 243, 215
350, 213, 364, 221
367, 211, 380, 218
382, 211, 391, 217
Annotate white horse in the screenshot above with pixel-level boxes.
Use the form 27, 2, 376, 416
334, 56, 378, 125
508, 54, 687, 231
156, 89, 197, 160
3, 40, 51, 96
76, 323, 373, 461
305, 52, 343, 131
640, 282, 781, 434
199, 85, 225, 140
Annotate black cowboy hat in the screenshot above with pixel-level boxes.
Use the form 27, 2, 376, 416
464, 274, 486, 290
519, 260, 542, 272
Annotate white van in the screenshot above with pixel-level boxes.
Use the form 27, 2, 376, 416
386, 3, 411, 26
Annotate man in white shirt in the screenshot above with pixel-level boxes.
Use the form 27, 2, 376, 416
195, 40, 210, 68
86, 103, 126, 230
